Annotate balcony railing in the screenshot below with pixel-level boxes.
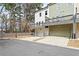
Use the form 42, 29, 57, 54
44, 14, 73, 26
30, 13, 79, 29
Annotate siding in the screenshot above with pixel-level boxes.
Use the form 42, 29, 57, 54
35, 8, 49, 23
75, 3, 79, 13
35, 27, 49, 36
49, 3, 74, 18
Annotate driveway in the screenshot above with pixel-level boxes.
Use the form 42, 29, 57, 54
15, 36, 69, 47
0, 39, 79, 56
36, 36, 69, 47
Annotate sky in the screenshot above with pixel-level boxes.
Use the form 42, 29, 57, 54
43, 3, 48, 8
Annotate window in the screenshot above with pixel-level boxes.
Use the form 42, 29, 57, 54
42, 21, 43, 24
45, 26, 48, 28
39, 22, 40, 25
36, 22, 38, 25
45, 11, 47, 15
39, 13, 41, 17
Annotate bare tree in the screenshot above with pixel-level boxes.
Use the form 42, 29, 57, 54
22, 3, 43, 32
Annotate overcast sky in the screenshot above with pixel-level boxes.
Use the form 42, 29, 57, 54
43, 3, 49, 7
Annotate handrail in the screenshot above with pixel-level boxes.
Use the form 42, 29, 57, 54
30, 13, 79, 28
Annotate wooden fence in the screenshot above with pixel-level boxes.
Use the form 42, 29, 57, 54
0, 33, 33, 39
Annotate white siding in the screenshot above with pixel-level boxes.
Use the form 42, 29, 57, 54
35, 8, 49, 23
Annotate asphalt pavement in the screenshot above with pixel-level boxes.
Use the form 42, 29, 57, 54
0, 39, 79, 56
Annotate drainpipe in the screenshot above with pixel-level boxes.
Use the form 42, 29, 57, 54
72, 7, 77, 39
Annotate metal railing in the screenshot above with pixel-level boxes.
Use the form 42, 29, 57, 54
45, 14, 73, 23
30, 13, 79, 28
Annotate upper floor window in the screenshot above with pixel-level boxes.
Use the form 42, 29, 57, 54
45, 11, 47, 15
39, 22, 40, 25
39, 13, 41, 17
36, 22, 38, 25
42, 21, 43, 24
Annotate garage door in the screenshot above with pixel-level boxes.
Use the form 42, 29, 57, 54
49, 24, 72, 38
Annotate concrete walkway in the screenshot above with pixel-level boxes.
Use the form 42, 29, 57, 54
13, 36, 69, 48
36, 36, 69, 47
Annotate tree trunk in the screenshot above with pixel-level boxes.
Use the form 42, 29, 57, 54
5, 20, 7, 33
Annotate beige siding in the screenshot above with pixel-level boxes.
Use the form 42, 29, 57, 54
75, 3, 79, 13
35, 28, 44, 36
49, 4, 57, 18
49, 24, 72, 38
35, 27, 49, 36
49, 3, 74, 18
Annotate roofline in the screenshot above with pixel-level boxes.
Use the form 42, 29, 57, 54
35, 3, 56, 13
35, 6, 48, 13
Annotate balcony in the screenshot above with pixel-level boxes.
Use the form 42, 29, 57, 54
44, 14, 73, 26
30, 13, 79, 29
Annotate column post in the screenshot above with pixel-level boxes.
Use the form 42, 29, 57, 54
72, 7, 77, 39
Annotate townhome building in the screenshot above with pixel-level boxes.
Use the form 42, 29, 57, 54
33, 3, 79, 39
